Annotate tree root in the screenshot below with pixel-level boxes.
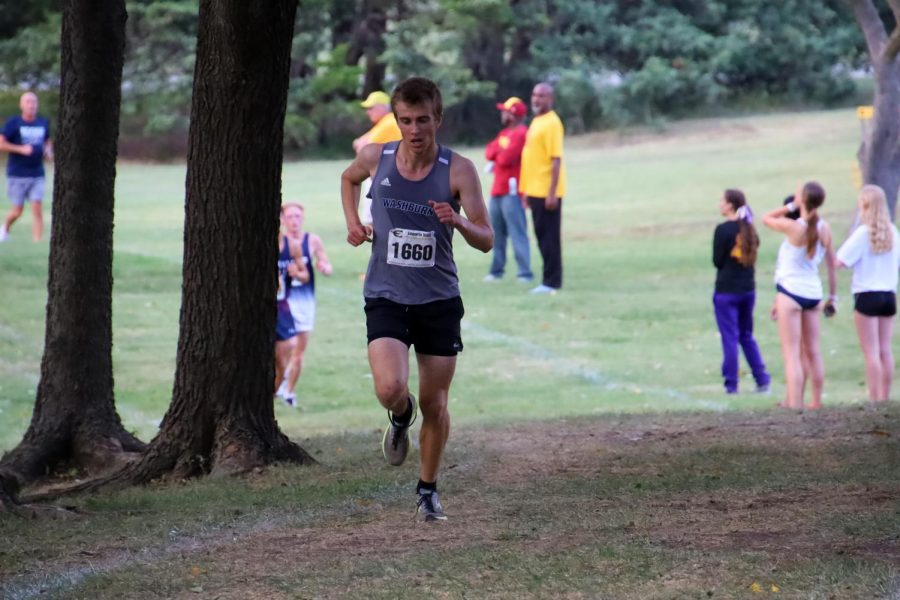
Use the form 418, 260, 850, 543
0, 475, 79, 519
18, 435, 317, 502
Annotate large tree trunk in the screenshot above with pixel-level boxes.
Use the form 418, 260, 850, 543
852, 0, 900, 216
114, 0, 314, 484
0, 0, 144, 510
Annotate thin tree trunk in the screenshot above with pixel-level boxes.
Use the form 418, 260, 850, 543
346, 0, 389, 95
851, 0, 900, 216
866, 62, 900, 217
0, 0, 144, 510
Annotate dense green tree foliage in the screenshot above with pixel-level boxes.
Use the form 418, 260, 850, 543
0, 0, 55, 40
0, 0, 876, 155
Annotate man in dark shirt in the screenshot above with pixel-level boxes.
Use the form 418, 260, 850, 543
0, 92, 52, 242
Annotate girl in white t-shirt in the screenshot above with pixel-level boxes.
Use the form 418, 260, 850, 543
763, 181, 837, 410
836, 185, 900, 404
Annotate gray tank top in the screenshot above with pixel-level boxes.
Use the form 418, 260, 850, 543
364, 141, 460, 304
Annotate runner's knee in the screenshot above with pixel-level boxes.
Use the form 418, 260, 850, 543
419, 396, 449, 422
374, 378, 406, 404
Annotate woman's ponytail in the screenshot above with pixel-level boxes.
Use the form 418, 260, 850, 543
725, 189, 759, 267
801, 182, 825, 258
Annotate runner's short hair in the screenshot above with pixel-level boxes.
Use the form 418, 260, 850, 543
391, 77, 443, 121
281, 202, 304, 213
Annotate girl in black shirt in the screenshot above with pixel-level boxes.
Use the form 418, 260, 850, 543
712, 189, 770, 394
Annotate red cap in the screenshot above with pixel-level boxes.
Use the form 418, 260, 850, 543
496, 97, 527, 118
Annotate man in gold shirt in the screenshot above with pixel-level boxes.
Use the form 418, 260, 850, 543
353, 91, 403, 225
521, 82, 566, 294
353, 90, 402, 151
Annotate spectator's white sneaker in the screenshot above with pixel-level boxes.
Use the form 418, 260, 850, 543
529, 284, 558, 295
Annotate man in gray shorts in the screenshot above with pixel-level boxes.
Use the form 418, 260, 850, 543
0, 92, 53, 242
340, 77, 493, 522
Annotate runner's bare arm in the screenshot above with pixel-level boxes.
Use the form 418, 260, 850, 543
430, 154, 493, 253
340, 144, 380, 246
310, 234, 333, 275
352, 131, 373, 154
287, 237, 310, 283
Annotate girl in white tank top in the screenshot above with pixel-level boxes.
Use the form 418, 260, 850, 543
762, 182, 836, 411
774, 217, 827, 301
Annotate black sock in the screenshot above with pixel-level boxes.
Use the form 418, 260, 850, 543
392, 396, 413, 426
417, 479, 437, 494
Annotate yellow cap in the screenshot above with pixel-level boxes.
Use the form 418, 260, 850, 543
361, 91, 391, 108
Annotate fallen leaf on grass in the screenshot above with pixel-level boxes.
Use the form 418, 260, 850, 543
749, 582, 763, 593
865, 429, 890, 437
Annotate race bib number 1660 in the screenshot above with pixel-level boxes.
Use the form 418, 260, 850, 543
387, 228, 436, 268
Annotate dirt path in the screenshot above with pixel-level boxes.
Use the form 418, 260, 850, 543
187, 410, 900, 599
4, 408, 900, 599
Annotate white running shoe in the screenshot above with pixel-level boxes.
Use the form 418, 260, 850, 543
530, 284, 558, 295
0, 224, 8, 242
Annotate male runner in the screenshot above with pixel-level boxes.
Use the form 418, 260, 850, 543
340, 77, 492, 521
274, 225, 309, 404
279, 202, 332, 407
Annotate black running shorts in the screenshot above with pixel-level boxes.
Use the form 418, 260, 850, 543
364, 296, 465, 356
854, 291, 897, 317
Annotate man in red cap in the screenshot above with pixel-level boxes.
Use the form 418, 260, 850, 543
483, 97, 532, 283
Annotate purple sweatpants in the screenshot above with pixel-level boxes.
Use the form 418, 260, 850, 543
713, 291, 770, 393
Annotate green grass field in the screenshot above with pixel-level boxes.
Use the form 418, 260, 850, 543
0, 109, 868, 451
3, 109, 899, 599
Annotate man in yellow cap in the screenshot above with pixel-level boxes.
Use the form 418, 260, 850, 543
353, 91, 402, 152
353, 91, 402, 225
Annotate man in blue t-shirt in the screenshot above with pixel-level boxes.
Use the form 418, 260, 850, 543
0, 92, 53, 242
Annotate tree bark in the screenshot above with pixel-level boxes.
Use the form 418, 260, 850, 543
462, 27, 506, 85
345, 0, 389, 94
851, 0, 900, 216
0, 0, 144, 509
115, 0, 314, 484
